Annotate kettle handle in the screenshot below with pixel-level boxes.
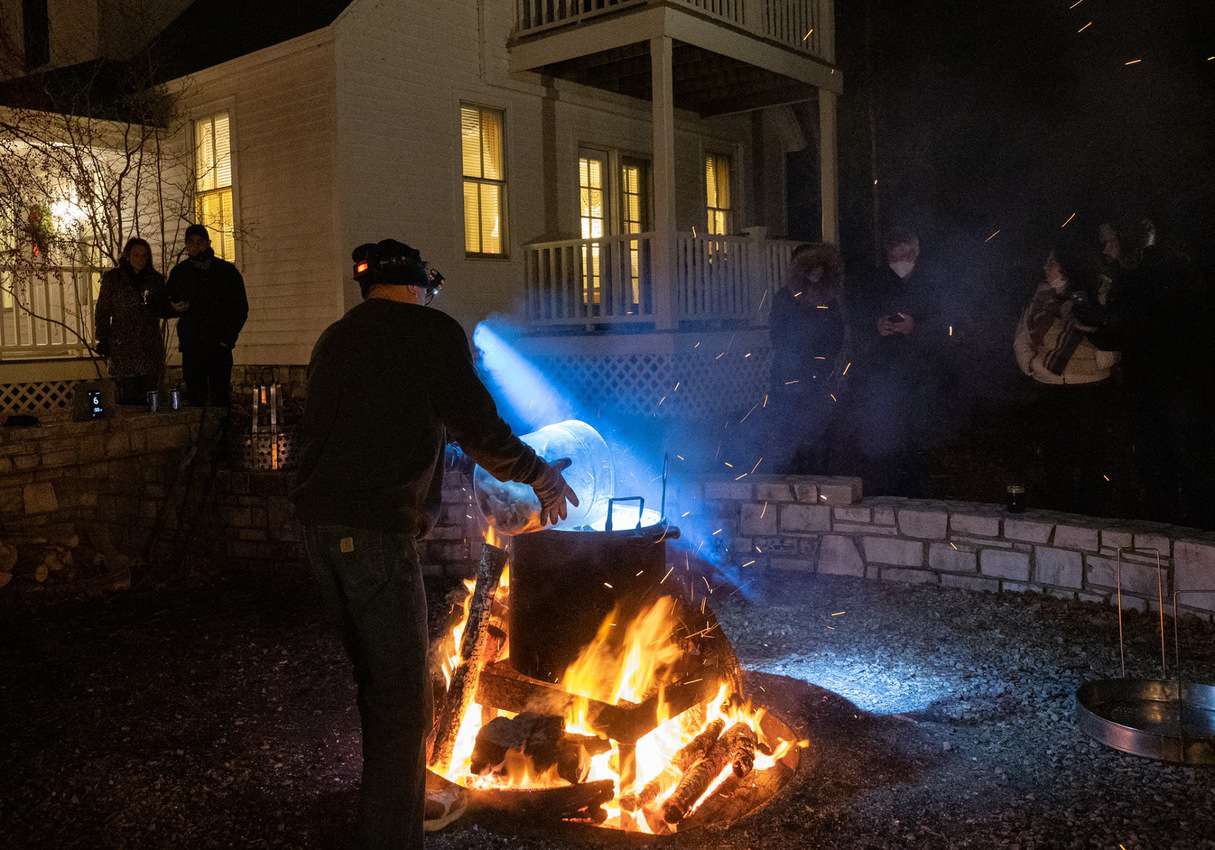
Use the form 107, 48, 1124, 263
604, 496, 645, 532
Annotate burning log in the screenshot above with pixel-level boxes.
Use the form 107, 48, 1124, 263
431, 543, 509, 772
469, 712, 610, 784
661, 722, 754, 825
467, 779, 615, 823
620, 717, 725, 812
727, 723, 757, 777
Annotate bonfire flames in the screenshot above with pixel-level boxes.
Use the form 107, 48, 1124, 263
427, 532, 803, 833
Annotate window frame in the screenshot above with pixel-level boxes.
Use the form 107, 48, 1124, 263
704, 149, 736, 237
189, 102, 241, 266
460, 102, 510, 260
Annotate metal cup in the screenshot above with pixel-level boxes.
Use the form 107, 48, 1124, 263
168, 388, 181, 411
146, 390, 160, 413
1006, 484, 1026, 513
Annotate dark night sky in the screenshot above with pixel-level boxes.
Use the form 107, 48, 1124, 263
832, 0, 1215, 271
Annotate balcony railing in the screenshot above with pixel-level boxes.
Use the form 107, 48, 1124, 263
514, 0, 831, 59
524, 231, 801, 327
0, 266, 100, 358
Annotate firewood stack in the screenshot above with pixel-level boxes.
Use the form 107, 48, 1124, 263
0, 524, 132, 596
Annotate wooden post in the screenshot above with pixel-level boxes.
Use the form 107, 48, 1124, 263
650, 35, 678, 330
818, 88, 839, 244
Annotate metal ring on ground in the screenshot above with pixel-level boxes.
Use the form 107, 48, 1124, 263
1076, 678, 1215, 765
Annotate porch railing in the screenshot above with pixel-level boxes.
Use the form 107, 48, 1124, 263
0, 266, 100, 358
525, 233, 655, 325
514, 0, 832, 59
525, 231, 802, 327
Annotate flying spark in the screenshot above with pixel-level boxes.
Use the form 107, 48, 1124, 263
984, 228, 1002, 242
843, 361, 852, 375
1077, 21, 1093, 33
603, 582, 614, 589
948, 325, 954, 336
1069, 0, 1084, 7
831, 611, 847, 617
802, 26, 814, 41
750, 456, 764, 474
784, 379, 800, 385
712, 528, 723, 536
830, 393, 838, 402
742, 559, 756, 567
816, 304, 829, 310
1061, 211, 1077, 228
657, 395, 667, 406
681, 511, 691, 518
635, 570, 644, 576
692, 340, 701, 349
762, 393, 769, 408
660, 566, 674, 584
1103, 474, 1111, 482
1124, 58, 1142, 66
724, 462, 734, 468
676, 454, 685, 461
734, 473, 748, 481
760, 501, 769, 518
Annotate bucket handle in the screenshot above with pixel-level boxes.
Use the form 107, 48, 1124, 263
605, 496, 645, 532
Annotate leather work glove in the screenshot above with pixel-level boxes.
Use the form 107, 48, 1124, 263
532, 457, 579, 528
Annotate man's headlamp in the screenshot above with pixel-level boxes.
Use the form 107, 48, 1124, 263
352, 240, 444, 301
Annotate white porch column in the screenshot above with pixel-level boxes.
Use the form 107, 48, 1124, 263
651, 35, 678, 330
818, 88, 840, 244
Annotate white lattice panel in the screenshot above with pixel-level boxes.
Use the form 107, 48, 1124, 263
534, 347, 771, 420
0, 381, 74, 419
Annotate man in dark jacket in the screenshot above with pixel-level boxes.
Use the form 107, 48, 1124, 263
849, 229, 947, 496
166, 224, 248, 406
290, 239, 576, 850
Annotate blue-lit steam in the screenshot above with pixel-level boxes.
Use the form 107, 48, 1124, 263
471, 319, 755, 598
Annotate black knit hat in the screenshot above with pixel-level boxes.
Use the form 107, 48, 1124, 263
184, 223, 210, 242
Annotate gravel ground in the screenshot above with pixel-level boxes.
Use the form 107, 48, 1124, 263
3, 571, 1215, 850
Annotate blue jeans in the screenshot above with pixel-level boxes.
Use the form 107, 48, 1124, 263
304, 525, 431, 850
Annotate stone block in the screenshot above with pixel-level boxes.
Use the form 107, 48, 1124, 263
834, 506, 871, 523
0, 487, 24, 513
78, 435, 107, 463
1052, 524, 1099, 552
818, 535, 864, 577
1100, 528, 1134, 550
13, 454, 39, 470
980, 549, 1031, 581
1174, 540, 1215, 614
928, 542, 977, 573
798, 537, 821, 556
1003, 518, 1054, 544
872, 506, 897, 526
780, 504, 831, 533
792, 483, 818, 503
754, 536, 798, 555
950, 512, 1001, 537
1001, 581, 1034, 594
818, 482, 859, 505
952, 534, 1013, 549
862, 537, 924, 567
1085, 555, 1163, 597
882, 568, 939, 585
835, 522, 895, 535
1077, 590, 1110, 605
729, 536, 753, 554
771, 556, 816, 572
704, 480, 753, 501
940, 573, 1000, 593
1132, 532, 1171, 558
755, 482, 795, 502
145, 424, 191, 452
22, 482, 58, 515
740, 502, 778, 536
1035, 547, 1083, 588
897, 508, 948, 540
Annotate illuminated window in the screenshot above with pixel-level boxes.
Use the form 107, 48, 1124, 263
461, 105, 507, 257
578, 151, 607, 306
194, 112, 236, 260
705, 152, 733, 236
620, 157, 648, 306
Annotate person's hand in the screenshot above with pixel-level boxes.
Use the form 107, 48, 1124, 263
892, 313, 916, 334
877, 316, 897, 336
169, 300, 189, 314
532, 457, 580, 527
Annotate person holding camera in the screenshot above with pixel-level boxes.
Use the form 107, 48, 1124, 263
291, 239, 577, 849
1013, 234, 1119, 514
94, 237, 173, 405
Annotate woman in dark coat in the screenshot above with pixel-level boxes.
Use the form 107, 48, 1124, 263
94, 238, 169, 405
767, 243, 847, 473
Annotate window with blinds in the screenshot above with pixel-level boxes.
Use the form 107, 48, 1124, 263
194, 112, 236, 260
705, 152, 734, 236
461, 105, 507, 257
578, 152, 607, 306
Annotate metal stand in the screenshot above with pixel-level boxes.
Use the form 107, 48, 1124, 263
1076, 548, 1215, 765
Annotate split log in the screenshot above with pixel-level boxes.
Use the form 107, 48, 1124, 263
727, 723, 757, 777
430, 543, 509, 772
621, 717, 725, 812
470, 712, 609, 784
467, 779, 614, 823
14, 544, 72, 584
661, 722, 753, 825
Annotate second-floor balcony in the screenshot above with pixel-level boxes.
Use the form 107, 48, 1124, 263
524, 230, 801, 329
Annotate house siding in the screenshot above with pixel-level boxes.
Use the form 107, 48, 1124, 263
333, 0, 789, 333
174, 36, 341, 366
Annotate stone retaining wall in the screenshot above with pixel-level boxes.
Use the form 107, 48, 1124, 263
697, 475, 1215, 618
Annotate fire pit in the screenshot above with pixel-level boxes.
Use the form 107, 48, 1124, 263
425, 519, 805, 833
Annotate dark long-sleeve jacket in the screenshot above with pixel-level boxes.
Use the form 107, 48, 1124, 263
94, 261, 168, 378
769, 289, 846, 386
290, 299, 545, 535
852, 262, 946, 377
165, 250, 248, 352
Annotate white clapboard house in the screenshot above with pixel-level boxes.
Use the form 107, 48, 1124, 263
0, 0, 840, 420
